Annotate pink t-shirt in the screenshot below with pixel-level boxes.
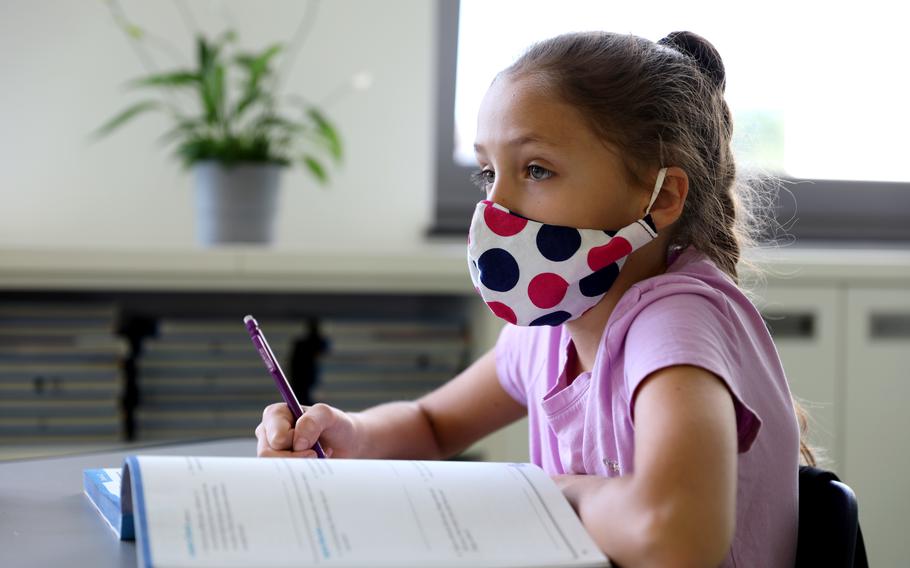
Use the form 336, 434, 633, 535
495, 246, 799, 568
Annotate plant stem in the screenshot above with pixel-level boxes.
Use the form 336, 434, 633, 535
107, 0, 187, 116
172, 0, 200, 39
107, 0, 160, 75
219, 2, 239, 33
272, 0, 322, 95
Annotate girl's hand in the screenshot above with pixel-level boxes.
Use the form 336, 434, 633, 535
255, 402, 361, 459
551, 474, 613, 516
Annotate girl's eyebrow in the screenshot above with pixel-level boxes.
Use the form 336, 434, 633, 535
473, 134, 557, 154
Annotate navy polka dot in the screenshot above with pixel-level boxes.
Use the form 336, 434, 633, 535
477, 248, 520, 292
536, 225, 581, 262
530, 311, 572, 326
579, 263, 620, 297
603, 229, 617, 237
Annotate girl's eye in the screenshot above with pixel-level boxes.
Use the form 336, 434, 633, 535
528, 164, 553, 181
470, 169, 494, 192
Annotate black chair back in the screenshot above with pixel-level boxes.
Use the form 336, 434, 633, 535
795, 465, 868, 568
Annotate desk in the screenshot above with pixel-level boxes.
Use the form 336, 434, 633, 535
0, 438, 256, 568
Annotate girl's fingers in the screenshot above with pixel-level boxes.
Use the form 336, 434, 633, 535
262, 402, 295, 449
259, 403, 343, 459
261, 448, 316, 459
257, 431, 315, 458
293, 403, 335, 451
263, 402, 293, 421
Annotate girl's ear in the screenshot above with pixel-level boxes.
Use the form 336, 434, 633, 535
648, 166, 689, 230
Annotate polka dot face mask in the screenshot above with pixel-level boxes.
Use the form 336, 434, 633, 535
467, 168, 667, 327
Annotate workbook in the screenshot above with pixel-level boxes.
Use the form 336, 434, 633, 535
84, 455, 610, 568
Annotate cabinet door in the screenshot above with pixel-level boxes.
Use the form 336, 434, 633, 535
759, 285, 843, 471
844, 287, 910, 567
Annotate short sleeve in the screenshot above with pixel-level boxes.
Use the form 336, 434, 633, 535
624, 292, 762, 453
494, 324, 528, 406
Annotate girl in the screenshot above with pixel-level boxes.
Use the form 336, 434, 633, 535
256, 30, 808, 567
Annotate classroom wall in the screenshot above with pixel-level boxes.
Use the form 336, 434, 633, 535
0, 0, 436, 251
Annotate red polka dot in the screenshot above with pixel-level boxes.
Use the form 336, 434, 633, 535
483, 204, 528, 237
588, 237, 632, 271
487, 301, 517, 324
527, 273, 569, 309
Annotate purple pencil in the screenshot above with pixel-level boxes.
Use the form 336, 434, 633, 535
244, 315, 326, 458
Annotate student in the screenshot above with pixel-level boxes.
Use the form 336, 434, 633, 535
256, 30, 810, 567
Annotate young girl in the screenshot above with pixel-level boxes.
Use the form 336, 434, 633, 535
256, 30, 808, 567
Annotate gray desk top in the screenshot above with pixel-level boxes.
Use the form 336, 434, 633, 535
0, 438, 257, 568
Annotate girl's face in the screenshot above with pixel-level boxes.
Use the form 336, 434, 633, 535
473, 74, 649, 230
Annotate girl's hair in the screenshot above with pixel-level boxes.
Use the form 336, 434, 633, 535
502, 30, 816, 466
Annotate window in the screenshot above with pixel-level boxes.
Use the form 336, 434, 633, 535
433, 0, 910, 242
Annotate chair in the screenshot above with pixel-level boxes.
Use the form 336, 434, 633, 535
795, 465, 868, 568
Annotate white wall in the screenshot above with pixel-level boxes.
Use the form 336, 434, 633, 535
0, 0, 436, 251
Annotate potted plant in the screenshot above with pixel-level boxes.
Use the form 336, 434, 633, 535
93, 2, 362, 245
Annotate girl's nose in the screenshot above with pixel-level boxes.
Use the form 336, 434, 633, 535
486, 178, 516, 211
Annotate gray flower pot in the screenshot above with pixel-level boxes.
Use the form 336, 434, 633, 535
193, 161, 283, 246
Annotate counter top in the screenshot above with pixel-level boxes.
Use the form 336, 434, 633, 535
1, 243, 908, 293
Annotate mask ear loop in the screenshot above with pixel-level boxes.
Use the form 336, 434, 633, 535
645, 167, 668, 215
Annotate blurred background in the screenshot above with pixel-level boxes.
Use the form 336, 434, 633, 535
1, 1, 907, 564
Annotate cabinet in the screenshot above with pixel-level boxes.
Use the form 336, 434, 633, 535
757, 285, 843, 470
752, 279, 910, 567
843, 288, 910, 568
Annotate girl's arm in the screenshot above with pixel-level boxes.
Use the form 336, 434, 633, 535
554, 364, 738, 568
353, 347, 528, 459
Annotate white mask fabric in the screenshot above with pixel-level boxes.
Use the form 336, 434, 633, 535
467, 167, 667, 326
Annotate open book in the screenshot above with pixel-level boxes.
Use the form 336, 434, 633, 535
84, 455, 610, 568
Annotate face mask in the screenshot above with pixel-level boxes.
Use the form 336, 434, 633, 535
467, 167, 667, 326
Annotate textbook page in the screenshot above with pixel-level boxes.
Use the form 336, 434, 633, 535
127, 455, 609, 568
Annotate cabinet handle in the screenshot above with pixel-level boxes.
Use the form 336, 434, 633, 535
870, 313, 910, 339
761, 312, 815, 339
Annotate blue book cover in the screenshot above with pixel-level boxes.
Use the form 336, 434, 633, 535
82, 468, 134, 540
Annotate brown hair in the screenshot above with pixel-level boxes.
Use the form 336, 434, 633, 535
502, 30, 815, 465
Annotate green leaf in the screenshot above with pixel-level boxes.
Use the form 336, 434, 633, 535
128, 71, 199, 89
199, 61, 225, 125
254, 115, 307, 133
306, 108, 343, 163
232, 86, 263, 119
173, 132, 291, 169
235, 44, 282, 76
196, 35, 214, 71
233, 44, 282, 119
196, 34, 226, 124
199, 88, 217, 125
212, 64, 226, 121
196, 36, 218, 123
176, 136, 215, 168
91, 100, 161, 139
217, 29, 238, 45
157, 118, 205, 146
302, 155, 329, 185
